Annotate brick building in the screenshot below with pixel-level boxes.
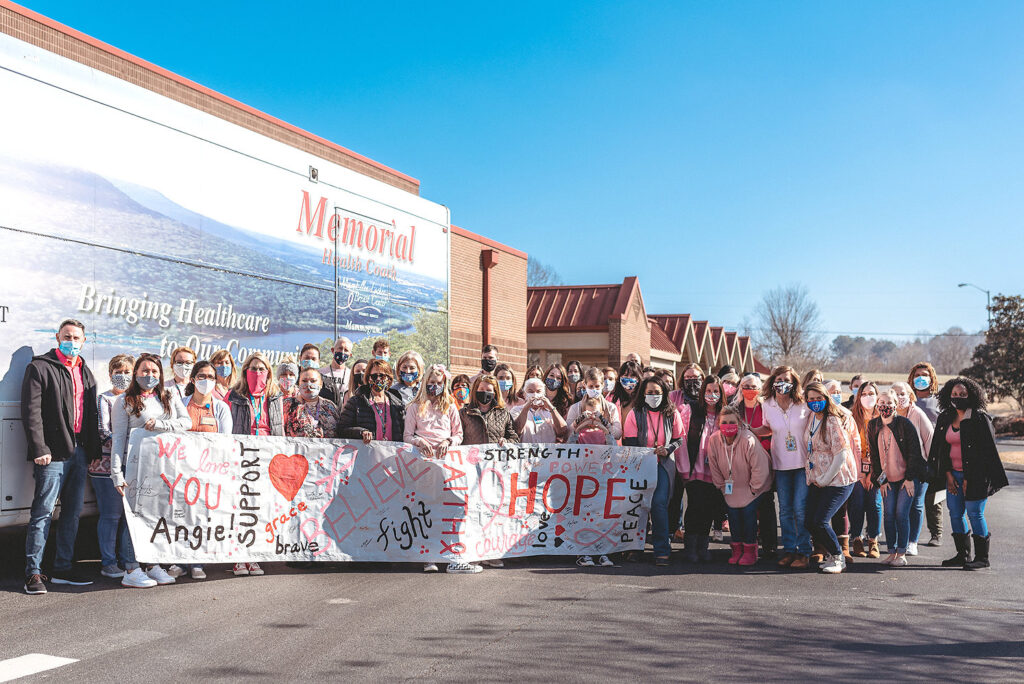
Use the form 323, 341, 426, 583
527, 277, 760, 377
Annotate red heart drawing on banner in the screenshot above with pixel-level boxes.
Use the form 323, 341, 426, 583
555, 524, 566, 535
269, 453, 309, 501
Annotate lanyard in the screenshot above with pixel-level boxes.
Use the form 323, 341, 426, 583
249, 395, 263, 435
807, 415, 822, 454
724, 440, 735, 479
372, 398, 389, 438
779, 400, 795, 437
647, 410, 664, 447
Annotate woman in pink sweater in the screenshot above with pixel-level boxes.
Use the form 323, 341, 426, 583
403, 364, 466, 574
404, 364, 464, 459
708, 405, 772, 566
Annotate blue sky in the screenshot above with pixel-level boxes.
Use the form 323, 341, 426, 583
27, 1, 1023, 341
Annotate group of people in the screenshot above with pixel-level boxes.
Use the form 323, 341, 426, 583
20, 318, 1009, 594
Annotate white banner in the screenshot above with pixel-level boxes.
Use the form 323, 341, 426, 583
123, 431, 656, 563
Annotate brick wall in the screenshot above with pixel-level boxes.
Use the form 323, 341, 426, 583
449, 228, 527, 378
0, 5, 418, 193
608, 287, 651, 367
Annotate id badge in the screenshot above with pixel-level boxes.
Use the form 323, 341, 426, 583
808, 461, 815, 471
724, 480, 734, 495
200, 416, 217, 427
785, 433, 797, 452
861, 462, 871, 474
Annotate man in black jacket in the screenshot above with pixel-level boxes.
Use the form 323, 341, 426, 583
21, 319, 100, 594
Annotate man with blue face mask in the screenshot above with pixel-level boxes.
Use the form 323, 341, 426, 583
21, 318, 100, 594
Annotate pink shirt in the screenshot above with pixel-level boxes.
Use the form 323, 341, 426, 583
249, 395, 270, 436
55, 348, 84, 434
880, 424, 906, 482
679, 414, 717, 482
761, 398, 811, 471
404, 400, 464, 451
576, 427, 609, 445
371, 397, 392, 441
622, 409, 686, 448
947, 425, 963, 471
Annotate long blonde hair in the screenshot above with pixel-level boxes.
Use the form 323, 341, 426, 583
413, 364, 454, 415
232, 352, 280, 398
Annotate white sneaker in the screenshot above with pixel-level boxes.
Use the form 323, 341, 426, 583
481, 559, 504, 568
906, 542, 919, 556
423, 563, 439, 573
597, 555, 615, 567
446, 561, 483, 574
146, 565, 175, 585
890, 554, 908, 567
576, 555, 595, 567
101, 565, 125, 579
232, 563, 249, 576
165, 564, 186, 578
190, 567, 207, 580
122, 568, 158, 588
820, 554, 844, 574
246, 563, 264, 576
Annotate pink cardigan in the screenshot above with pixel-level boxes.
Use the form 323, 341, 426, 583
707, 431, 772, 508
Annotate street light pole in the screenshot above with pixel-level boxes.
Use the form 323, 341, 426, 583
958, 282, 991, 329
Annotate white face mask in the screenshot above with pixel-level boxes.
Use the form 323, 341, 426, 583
860, 394, 877, 409
585, 387, 602, 399
279, 377, 295, 391
525, 392, 543, 402
194, 378, 216, 395
896, 395, 911, 409
173, 362, 194, 380
602, 379, 615, 393
645, 394, 663, 409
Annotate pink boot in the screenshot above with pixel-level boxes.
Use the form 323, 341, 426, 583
728, 542, 743, 564
738, 543, 758, 566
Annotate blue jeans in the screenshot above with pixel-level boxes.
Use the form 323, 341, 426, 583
25, 445, 88, 576
847, 480, 882, 539
727, 495, 761, 544
775, 468, 811, 555
882, 479, 914, 552
908, 479, 928, 544
91, 475, 139, 571
805, 483, 854, 556
651, 462, 671, 557
946, 471, 989, 536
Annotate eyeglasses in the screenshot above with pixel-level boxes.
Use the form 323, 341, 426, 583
368, 373, 389, 381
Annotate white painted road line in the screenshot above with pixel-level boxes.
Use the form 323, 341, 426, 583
0, 654, 78, 682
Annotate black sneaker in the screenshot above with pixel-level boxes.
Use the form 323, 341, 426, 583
24, 574, 48, 594
51, 567, 94, 586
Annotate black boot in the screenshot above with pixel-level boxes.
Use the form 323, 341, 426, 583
696, 535, 712, 562
964, 534, 990, 570
683, 534, 698, 563
941, 533, 971, 567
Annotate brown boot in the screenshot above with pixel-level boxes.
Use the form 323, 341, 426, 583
809, 543, 826, 565
852, 537, 866, 557
840, 535, 853, 562
790, 554, 810, 569
867, 538, 880, 559
777, 552, 796, 567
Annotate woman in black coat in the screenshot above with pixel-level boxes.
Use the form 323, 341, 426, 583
926, 377, 1008, 570
336, 359, 405, 444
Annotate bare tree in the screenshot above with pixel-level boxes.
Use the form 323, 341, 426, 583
928, 326, 982, 374
527, 258, 563, 287
751, 283, 824, 367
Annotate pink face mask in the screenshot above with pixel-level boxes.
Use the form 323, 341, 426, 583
860, 394, 877, 410
719, 423, 739, 437
724, 384, 738, 398
247, 369, 268, 395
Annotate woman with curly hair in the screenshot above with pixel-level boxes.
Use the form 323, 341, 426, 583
927, 377, 1009, 569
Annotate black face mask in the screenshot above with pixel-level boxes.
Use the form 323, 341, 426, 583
481, 358, 497, 372
950, 397, 970, 410
683, 379, 702, 398
353, 372, 364, 386
334, 351, 350, 365
476, 390, 495, 405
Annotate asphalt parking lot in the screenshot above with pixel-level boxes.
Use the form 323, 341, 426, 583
1, 472, 1021, 683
